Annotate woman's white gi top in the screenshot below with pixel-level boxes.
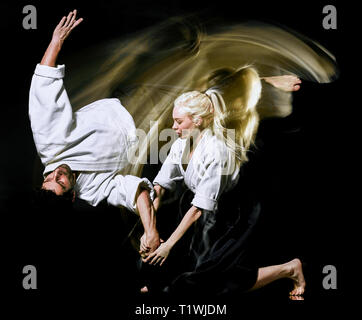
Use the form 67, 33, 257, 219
153, 129, 239, 212
29, 64, 154, 213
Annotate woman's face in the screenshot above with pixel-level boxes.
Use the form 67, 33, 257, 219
42, 164, 76, 195
172, 105, 198, 139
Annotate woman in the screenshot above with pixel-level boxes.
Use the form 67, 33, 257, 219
143, 66, 305, 296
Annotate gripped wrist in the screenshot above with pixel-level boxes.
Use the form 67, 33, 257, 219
145, 229, 159, 238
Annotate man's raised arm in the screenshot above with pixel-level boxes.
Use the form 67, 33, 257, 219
29, 10, 83, 163
41, 10, 83, 67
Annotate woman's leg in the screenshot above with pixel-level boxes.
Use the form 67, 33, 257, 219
249, 258, 306, 295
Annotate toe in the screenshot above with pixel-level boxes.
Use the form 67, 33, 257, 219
293, 85, 300, 91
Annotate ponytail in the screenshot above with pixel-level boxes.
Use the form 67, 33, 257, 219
207, 66, 262, 166
174, 66, 261, 168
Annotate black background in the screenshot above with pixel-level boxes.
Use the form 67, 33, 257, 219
0, 0, 352, 317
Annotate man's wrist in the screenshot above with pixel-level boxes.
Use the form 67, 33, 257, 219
49, 39, 62, 52
40, 40, 62, 67
145, 229, 159, 238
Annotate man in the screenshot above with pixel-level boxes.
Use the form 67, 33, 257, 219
29, 10, 160, 254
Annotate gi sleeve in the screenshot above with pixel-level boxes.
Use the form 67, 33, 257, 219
191, 158, 231, 212
29, 64, 74, 157
153, 141, 184, 191
105, 175, 155, 214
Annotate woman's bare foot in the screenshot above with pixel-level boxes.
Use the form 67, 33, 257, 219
286, 258, 306, 296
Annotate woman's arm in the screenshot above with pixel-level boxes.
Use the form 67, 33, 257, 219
144, 205, 202, 266
41, 10, 83, 67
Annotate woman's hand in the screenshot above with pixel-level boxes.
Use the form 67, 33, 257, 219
143, 241, 171, 266
51, 10, 83, 49
142, 205, 202, 265
263, 75, 302, 92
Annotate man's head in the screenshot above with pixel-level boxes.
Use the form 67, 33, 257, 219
42, 164, 76, 196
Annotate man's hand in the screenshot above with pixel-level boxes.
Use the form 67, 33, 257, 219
40, 10, 83, 67
139, 231, 161, 259
51, 10, 83, 49
263, 75, 302, 92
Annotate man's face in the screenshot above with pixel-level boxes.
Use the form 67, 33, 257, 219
42, 164, 76, 195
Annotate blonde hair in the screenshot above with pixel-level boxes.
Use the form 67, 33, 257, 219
175, 66, 262, 167
174, 90, 214, 124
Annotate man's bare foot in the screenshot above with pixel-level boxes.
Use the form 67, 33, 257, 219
140, 286, 149, 293
286, 258, 306, 296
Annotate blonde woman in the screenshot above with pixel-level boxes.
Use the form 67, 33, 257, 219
143, 67, 305, 296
